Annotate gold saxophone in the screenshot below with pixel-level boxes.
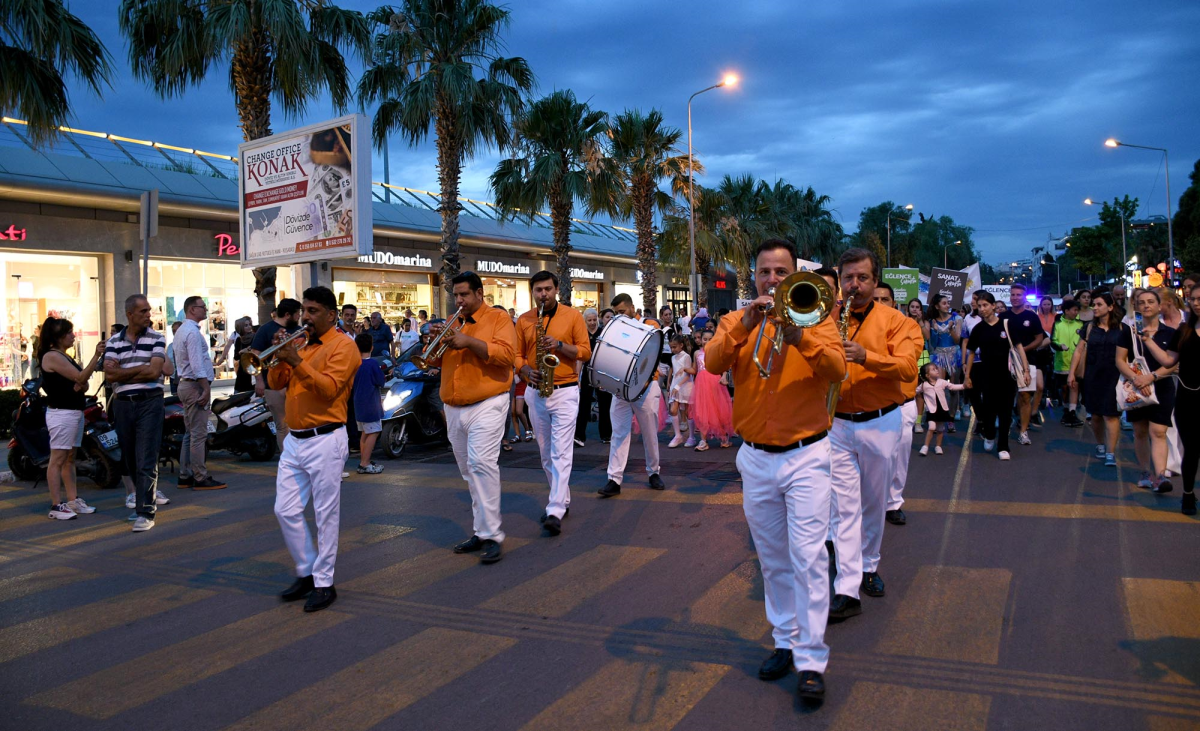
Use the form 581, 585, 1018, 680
535, 302, 560, 398
826, 292, 854, 421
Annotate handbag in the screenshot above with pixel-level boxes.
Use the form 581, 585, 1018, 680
1002, 318, 1030, 388
1116, 328, 1159, 411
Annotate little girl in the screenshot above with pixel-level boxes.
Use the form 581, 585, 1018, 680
667, 334, 696, 448
691, 330, 734, 451
917, 362, 966, 456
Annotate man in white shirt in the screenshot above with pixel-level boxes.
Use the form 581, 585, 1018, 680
175, 296, 226, 490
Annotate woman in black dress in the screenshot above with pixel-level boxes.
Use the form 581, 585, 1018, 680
226, 317, 255, 393
1116, 289, 1176, 493
1068, 291, 1123, 466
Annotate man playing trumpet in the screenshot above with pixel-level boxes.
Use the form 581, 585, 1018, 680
516, 271, 591, 536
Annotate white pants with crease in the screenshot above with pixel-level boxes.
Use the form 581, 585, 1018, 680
607, 381, 662, 484
525, 385, 579, 520
830, 407, 902, 597
445, 392, 508, 542
888, 399, 918, 511
738, 439, 832, 673
275, 427, 347, 588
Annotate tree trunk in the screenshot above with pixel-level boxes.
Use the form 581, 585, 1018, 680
736, 265, 754, 300
231, 33, 277, 325
696, 256, 710, 308
551, 182, 574, 305
632, 178, 657, 317
435, 104, 463, 317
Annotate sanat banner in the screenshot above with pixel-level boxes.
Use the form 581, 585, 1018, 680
930, 267, 969, 307
882, 268, 920, 304
238, 113, 371, 268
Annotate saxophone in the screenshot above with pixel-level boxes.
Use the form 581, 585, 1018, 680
535, 302, 561, 398
826, 291, 854, 421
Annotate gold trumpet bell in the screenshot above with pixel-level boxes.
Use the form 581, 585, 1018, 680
775, 271, 835, 328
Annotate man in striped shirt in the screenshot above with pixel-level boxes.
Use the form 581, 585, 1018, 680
104, 294, 170, 532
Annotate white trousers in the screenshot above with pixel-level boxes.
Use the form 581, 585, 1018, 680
525, 385, 579, 519
607, 381, 662, 483
275, 427, 347, 588
888, 400, 918, 511
445, 392, 508, 542
738, 439, 832, 673
830, 407, 902, 596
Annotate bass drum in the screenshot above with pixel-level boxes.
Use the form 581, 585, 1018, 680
589, 315, 664, 402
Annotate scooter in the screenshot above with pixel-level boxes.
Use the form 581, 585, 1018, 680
379, 341, 447, 458
7, 379, 123, 489
163, 390, 277, 462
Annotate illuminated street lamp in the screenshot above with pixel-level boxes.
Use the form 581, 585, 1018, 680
942, 239, 962, 268
1103, 139, 1175, 284
1084, 197, 1127, 281
1041, 254, 1061, 296
887, 204, 913, 268
687, 73, 738, 310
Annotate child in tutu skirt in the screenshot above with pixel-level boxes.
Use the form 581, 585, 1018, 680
667, 333, 696, 448
692, 330, 734, 451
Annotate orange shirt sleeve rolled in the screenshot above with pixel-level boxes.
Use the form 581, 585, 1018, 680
440, 307, 517, 407
515, 305, 591, 386
836, 305, 920, 413
281, 333, 361, 431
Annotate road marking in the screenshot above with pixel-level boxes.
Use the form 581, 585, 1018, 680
1148, 716, 1200, 731
343, 538, 531, 598
479, 544, 666, 618
876, 566, 1012, 665
519, 658, 728, 731
119, 514, 279, 560
676, 560, 769, 641
33, 505, 221, 548
0, 512, 62, 532
1123, 579, 1200, 641
0, 584, 213, 663
0, 493, 57, 510
221, 627, 516, 731
217, 523, 416, 578
0, 566, 94, 603
829, 681, 990, 731
25, 604, 349, 719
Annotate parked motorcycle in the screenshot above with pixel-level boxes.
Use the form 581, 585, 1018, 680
6, 379, 122, 489
379, 341, 447, 458
163, 390, 277, 462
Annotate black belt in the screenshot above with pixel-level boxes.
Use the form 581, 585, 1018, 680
834, 403, 900, 422
115, 390, 161, 402
903, 396, 915, 405
290, 423, 342, 440
180, 377, 209, 382
552, 382, 578, 390
745, 430, 828, 453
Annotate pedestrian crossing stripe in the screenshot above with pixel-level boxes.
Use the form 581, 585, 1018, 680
213, 523, 416, 578
676, 559, 770, 641
828, 681, 991, 731
342, 538, 533, 598
0, 566, 95, 604
35, 505, 222, 548
119, 514, 280, 560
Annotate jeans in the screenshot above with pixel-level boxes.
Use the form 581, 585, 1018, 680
113, 394, 164, 519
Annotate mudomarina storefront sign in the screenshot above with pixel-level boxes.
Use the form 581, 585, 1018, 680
357, 251, 434, 269
476, 259, 531, 275
570, 267, 604, 281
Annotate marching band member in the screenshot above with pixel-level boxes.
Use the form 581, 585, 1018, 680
430, 272, 517, 564
269, 286, 360, 613
828, 249, 920, 621
874, 282, 921, 526
516, 271, 591, 536
598, 293, 668, 497
706, 238, 846, 701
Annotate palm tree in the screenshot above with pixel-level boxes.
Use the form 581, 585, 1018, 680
119, 0, 370, 323
659, 186, 724, 307
714, 174, 767, 298
357, 0, 533, 311
490, 90, 619, 304
606, 109, 694, 316
0, 0, 113, 146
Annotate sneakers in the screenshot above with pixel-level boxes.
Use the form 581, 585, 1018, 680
694, 440, 709, 452
983, 439, 996, 453
127, 512, 138, 521
67, 497, 96, 514
192, 477, 226, 490
341, 472, 350, 479
155, 491, 172, 504
125, 493, 136, 509
48, 503, 77, 520
574, 438, 585, 448
1095, 444, 1106, 457
1152, 475, 1174, 494
131, 516, 155, 532
357, 462, 384, 475
1121, 418, 1133, 432
998, 451, 1011, 461
914, 422, 925, 433
946, 423, 957, 433
1018, 432, 1032, 445
935, 446, 944, 455
177, 475, 194, 488
683, 437, 697, 448
667, 435, 685, 448
918, 445, 929, 456
1136, 471, 1154, 489
1062, 411, 1083, 428
1104, 453, 1117, 467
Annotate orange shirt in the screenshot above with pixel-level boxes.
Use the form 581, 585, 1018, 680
899, 316, 922, 400
705, 309, 846, 445
515, 304, 592, 386
266, 329, 361, 431
433, 305, 517, 407
835, 302, 921, 413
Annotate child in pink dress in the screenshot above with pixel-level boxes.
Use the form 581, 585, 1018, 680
917, 363, 966, 456
667, 334, 696, 448
692, 330, 734, 451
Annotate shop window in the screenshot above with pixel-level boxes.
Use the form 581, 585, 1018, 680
333, 268, 433, 329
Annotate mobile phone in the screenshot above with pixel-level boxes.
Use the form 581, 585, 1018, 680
1135, 312, 1144, 334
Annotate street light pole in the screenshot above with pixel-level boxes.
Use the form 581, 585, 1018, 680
1104, 139, 1175, 283
942, 239, 962, 268
886, 203, 913, 268
1085, 198, 1127, 284
688, 73, 738, 312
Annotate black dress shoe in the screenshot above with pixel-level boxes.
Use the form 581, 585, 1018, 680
757, 648, 793, 681
648, 473, 666, 491
454, 536, 483, 553
540, 508, 569, 523
885, 508, 907, 525
597, 480, 621, 498
796, 671, 825, 700
479, 539, 502, 564
861, 571, 885, 597
280, 575, 314, 602
304, 586, 337, 612
828, 594, 862, 621
543, 515, 562, 536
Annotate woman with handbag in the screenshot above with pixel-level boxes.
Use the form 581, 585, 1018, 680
1116, 290, 1177, 493
964, 292, 1023, 461
1068, 292, 1123, 467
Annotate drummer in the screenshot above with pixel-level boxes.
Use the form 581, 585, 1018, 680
598, 294, 667, 496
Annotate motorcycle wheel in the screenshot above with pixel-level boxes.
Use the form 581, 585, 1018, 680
382, 420, 408, 459
7, 446, 41, 482
247, 435, 276, 462
83, 443, 121, 489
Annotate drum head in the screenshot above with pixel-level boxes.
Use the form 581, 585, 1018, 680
589, 316, 663, 402
626, 328, 663, 401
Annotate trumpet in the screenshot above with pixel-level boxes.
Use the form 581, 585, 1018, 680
752, 271, 836, 378
239, 326, 311, 376
412, 307, 464, 370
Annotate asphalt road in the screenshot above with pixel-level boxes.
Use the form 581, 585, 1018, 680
0, 413, 1197, 731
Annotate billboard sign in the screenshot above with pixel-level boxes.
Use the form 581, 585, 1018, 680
238, 114, 371, 268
